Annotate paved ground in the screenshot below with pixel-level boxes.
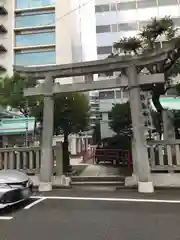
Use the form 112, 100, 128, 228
1, 189, 180, 239
80, 163, 132, 177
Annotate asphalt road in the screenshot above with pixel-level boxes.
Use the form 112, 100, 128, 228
1, 189, 180, 240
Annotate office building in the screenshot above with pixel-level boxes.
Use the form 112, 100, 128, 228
95, 0, 180, 60
94, 0, 180, 138
1, 0, 97, 81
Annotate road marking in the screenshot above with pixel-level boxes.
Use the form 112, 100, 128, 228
0, 216, 13, 220
24, 197, 46, 209
30, 196, 180, 204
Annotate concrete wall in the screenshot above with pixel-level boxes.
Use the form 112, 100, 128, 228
55, 0, 97, 85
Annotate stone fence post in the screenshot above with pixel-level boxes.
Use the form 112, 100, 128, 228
55, 141, 63, 176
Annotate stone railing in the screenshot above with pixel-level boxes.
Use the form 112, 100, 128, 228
0, 145, 60, 174
147, 140, 180, 172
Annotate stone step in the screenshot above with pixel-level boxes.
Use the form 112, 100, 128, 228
71, 181, 124, 187
71, 176, 125, 183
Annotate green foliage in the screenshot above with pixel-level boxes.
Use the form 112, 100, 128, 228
140, 16, 176, 47
109, 102, 132, 135
0, 73, 38, 115
110, 16, 180, 113
0, 74, 90, 137
53, 93, 90, 136
150, 110, 162, 138
113, 37, 142, 55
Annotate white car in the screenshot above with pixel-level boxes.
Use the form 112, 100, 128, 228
0, 170, 33, 209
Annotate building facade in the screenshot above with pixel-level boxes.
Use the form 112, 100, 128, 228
94, 0, 180, 138
1, 0, 97, 80
95, 0, 180, 60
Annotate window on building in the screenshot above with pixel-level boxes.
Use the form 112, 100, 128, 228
110, 3, 117, 11
137, 0, 157, 8
99, 113, 103, 120
15, 50, 56, 66
15, 31, 55, 47
172, 17, 180, 26
158, 0, 178, 6
97, 46, 112, 55
95, 4, 109, 12
96, 25, 111, 33
122, 90, 129, 98
16, 0, 56, 9
139, 20, 152, 30
15, 13, 55, 28
116, 90, 121, 99
111, 24, 118, 32
99, 91, 115, 99
108, 112, 112, 120
118, 22, 138, 31
117, 1, 136, 11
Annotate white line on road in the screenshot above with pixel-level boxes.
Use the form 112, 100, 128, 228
24, 197, 47, 209
30, 196, 180, 204
0, 216, 13, 220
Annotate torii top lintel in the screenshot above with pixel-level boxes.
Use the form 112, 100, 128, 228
13, 49, 168, 79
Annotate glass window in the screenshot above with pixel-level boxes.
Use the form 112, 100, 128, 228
116, 90, 121, 98
111, 24, 118, 32
172, 17, 180, 26
139, 20, 152, 29
122, 90, 129, 98
108, 112, 112, 120
15, 50, 56, 66
117, 1, 136, 11
16, 0, 56, 9
137, 0, 157, 8
110, 3, 117, 11
97, 46, 112, 55
15, 31, 55, 47
158, 0, 178, 6
118, 23, 137, 31
95, 4, 109, 12
99, 91, 115, 99
96, 25, 110, 33
15, 13, 55, 28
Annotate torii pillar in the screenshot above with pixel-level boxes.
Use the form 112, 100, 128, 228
127, 65, 153, 193
39, 75, 54, 192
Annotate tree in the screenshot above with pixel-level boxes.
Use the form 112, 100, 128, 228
31, 92, 90, 173
109, 102, 132, 136
111, 16, 180, 115
0, 74, 90, 173
150, 110, 162, 139
54, 93, 90, 173
92, 122, 101, 144
0, 73, 38, 115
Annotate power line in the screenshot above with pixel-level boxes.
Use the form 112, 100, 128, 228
55, 0, 93, 23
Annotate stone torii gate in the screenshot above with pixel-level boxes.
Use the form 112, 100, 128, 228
14, 50, 167, 193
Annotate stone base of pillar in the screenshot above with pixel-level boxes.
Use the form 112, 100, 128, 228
138, 181, 154, 193
39, 182, 52, 192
